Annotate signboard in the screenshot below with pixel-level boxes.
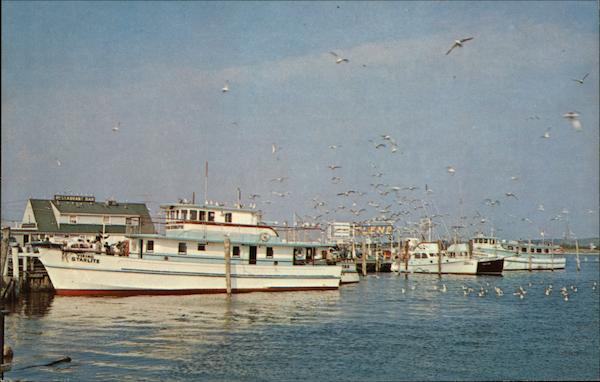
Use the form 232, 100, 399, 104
355, 224, 394, 237
54, 195, 96, 203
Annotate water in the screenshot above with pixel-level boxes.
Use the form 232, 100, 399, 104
3, 256, 599, 381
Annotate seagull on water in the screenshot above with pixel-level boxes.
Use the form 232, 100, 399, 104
571, 73, 589, 85
447, 166, 456, 175
446, 37, 474, 55
112, 122, 120, 132
563, 111, 582, 131
505, 192, 518, 200
330, 51, 349, 64
222, 81, 229, 93
328, 165, 341, 170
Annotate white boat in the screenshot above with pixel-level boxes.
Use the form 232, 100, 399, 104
340, 261, 360, 284
390, 241, 503, 276
471, 235, 566, 271
38, 202, 342, 295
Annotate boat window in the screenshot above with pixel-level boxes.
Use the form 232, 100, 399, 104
225, 213, 232, 223
199, 211, 206, 221
178, 242, 187, 254
536, 248, 542, 253
521, 247, 527, 253
197, 243, 205, 251
483, 239, 488, 244
208, 211, 215, 222
181, 210, 188, 220
414, 253, 421, 259
544, 248, 549, 253
530, 248, 535, 253
147, 240, 154, 253
508, 246, 513, 250
422, 253, 428, 259
232, 246, 240, 257
266, 247, 273, 259
491, 239, 495, 244
190, 210, 197, 220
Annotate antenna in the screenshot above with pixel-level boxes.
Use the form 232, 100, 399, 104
204, 161, 208, 205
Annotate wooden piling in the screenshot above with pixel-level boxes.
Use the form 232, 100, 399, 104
0, 227, 9, 294
375, 246, 380, 273
468, 239, 473, 260
224, 237, 232, 294
575, 240, 580, 272
437, 240, 442, 279
1, 309, 4, 380
404, 240, 409, 279
361, 241, 367, 277
528, 240, 532, 272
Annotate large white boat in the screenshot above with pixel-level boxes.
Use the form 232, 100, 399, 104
38, 202, 342, 295
390, 241, 503, 275
471, 235, 566, 271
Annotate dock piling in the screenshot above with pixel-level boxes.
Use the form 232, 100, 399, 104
224, 237, 232, 294
361, 241, 367, 277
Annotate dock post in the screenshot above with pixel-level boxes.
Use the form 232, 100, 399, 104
437, 240, 442, 279
361, 241, 367, 277
375, 245, 380, 273
11, 247, 19, 291
224, 237, 232, 295
575, 240, 580, 272
528, 239, 532, 272
404, 240, 409, 279
0, 227, 9, 293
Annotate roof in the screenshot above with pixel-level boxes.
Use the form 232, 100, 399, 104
26, 198, 155, 234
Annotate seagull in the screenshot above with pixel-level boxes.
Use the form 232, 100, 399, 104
538, 204, 545, 212
563, 112, 582, 131
505, 192, 518, 200
222, 81, 229, 93
328, 144, 341, 149
571, 73, 589, 85
446, 37, 474, 55
331, 176, 342, 183
248, 194, 261, 200
112, 122, 120, 132
446, 166, 456, 175
328, 165, 341, 170
270, 177, 288, 182
271, 191, 290, 197
541, 130, 551, 139
330, 51, 349, 64
375, 143, 386, 149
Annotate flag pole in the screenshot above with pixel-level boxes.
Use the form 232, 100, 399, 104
204, 161, 208, 205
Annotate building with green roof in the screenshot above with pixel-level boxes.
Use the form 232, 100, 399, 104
11, 195, 155, 246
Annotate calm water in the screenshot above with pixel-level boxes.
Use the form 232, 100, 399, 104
3, 256, 599, 381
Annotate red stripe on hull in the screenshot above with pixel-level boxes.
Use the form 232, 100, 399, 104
55, 287, 338, 297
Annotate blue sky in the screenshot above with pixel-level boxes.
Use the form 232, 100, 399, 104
2, 1, 598, 240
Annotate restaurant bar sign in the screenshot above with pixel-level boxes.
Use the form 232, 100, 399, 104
54, 195, 96, 203
355, 224, 394, 236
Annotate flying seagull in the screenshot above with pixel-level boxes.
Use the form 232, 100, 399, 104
222, 81, 229, 93
505, 192, 518, 200
112, 122, 120, 132
563, 112, 582, 131
571, 73, 589, 85
328, 165, 341, 170
330, 51, 349, 64
447, 166, 456, 175
446, 37, 474, 55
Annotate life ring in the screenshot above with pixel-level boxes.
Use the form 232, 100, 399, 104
260, 232, 270, 242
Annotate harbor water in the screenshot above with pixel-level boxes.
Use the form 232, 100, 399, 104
3, 255, 599, 381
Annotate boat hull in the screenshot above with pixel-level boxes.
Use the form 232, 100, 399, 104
476, 258, 504, 275
503, 255, 566, 271
38, 250, 341, 296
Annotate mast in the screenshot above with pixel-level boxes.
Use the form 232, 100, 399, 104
204, 161, 209, 204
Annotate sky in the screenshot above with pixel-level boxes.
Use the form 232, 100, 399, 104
2, 1, 599, 241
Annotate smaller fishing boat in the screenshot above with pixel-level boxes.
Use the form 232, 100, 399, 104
471, 235, 566, 271
391, 241, 503, 276
340, 261, 360, 284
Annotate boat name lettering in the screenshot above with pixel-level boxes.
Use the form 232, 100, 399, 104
166, 224, 184, 229
71, 254, 100, 264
